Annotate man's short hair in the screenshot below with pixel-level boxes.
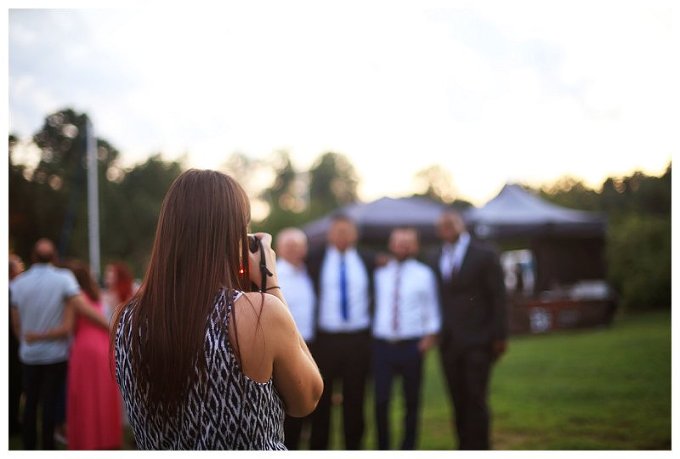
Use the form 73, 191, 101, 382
391, 226, 419, 241
330, 211, 355, 225
32, 238, 57, 264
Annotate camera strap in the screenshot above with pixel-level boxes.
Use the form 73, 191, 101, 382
255, 237, 273, 292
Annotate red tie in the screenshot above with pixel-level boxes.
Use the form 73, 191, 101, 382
392, 263, 401, 333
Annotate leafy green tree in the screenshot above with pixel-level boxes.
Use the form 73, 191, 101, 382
8, 134, 39, 258
606, 214, 671, 310
307, 152, 358, 219
534, 163, 672, 310
534, 165, 671, 217
9, 109, 92, 260
8, 108, 185, 279
100, 154, 184, 276
261, 151, 301, 211
600, 167, 671, 216
255, 151, 308, 236
221, 152, 261, 194
536, 176, 601, 211
413, 165, 456, 203
10, 108, 126, 261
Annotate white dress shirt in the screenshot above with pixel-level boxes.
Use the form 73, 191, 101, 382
277, 259, 316, 342
372, 258, 441, 341
318, 246, 371, 333
440, 231, 471, 280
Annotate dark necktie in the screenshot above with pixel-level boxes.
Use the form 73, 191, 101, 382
340, 254, 349, 321
392, 263, 402, 333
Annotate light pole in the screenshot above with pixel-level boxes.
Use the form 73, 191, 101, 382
86, 117, 101, 282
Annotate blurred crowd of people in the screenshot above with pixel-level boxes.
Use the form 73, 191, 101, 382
9, 207, 507, 450
276, 210, 507, 450
9, 241, 136, 450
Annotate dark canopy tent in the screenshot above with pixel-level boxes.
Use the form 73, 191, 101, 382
302, 185, 607, 292
303, 196, 447, 249
463, 184, 608, 293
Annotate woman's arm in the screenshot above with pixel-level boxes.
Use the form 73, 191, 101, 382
23, 294, 109, 343
245, 231, 323, 416
23, 295, 76, 343
266, 295, 324, 417
71, 295, 110, 330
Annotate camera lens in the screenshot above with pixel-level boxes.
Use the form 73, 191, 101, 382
248, 235, 259, 253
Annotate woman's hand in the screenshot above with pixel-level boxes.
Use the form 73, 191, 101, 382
247, 232, 279, 291
418, 334, 437, 353
24, 331, 41, 343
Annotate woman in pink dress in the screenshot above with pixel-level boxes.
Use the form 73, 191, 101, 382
65, 260, 122, 450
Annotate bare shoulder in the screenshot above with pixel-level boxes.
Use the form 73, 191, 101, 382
235, 292, 292, 327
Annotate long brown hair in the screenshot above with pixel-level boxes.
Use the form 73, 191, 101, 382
61, 259, 101, 302
112, 169, 252, 416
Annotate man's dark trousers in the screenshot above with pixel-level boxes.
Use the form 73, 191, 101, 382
310, 330, 370, 450
440, 346, 493, 450
372, 338, 423, 450
21, 361, 67, 450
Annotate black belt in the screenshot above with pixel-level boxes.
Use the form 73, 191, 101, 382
374, 337, 420, 345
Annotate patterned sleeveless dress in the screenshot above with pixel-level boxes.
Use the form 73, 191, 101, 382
114, 289, 286, 450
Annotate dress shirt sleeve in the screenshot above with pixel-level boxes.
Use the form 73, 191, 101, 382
62, 270, 82, 299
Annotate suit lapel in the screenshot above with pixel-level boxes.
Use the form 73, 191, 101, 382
451, 242, 476, 284
434, 247, 446, 284
453, 244, 470, 278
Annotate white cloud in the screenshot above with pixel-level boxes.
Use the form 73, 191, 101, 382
7, 2, 676, 205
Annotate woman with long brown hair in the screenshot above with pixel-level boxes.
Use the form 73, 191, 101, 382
112, 169, 323, 450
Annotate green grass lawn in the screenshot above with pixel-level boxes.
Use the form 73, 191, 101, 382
489, 311, 671, 450
326, 310, 671, 450
9, 310, 671, 450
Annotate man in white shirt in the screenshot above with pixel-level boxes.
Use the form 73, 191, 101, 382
306, 214, 376, 450
372, 227, 440, 450
275, 227, 316, 449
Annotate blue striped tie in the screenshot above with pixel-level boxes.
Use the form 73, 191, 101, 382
340, 254, 349, 321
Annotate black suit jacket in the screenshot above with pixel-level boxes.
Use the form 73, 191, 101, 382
429, 240, 508, 354
306, 246, 377, 332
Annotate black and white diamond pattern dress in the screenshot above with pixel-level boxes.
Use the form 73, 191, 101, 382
114, 289, 286, 450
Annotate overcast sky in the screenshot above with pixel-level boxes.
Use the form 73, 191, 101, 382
7, 0, 676, 205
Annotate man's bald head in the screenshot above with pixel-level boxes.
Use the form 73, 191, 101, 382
275, 228, 308, 267
32, 238, 57, 264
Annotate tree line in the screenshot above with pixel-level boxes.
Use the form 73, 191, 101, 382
8, 108, 470, 275
530, 167, 671, 311
9, 109, 360, 276
8, 108, 671, 310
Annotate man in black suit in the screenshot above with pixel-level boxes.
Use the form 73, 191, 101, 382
306, 213, 376, 450
430, 209, 508, 450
